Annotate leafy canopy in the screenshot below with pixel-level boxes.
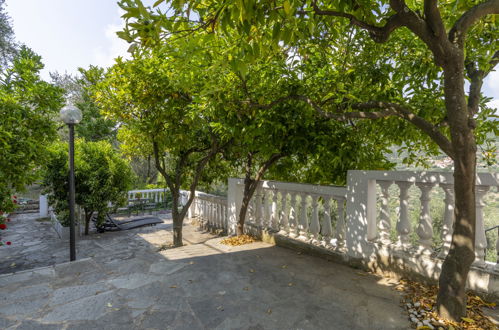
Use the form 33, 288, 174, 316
0, 47, 64, 212
42, 140, 134, 226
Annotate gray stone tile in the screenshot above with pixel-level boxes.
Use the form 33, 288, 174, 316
50, 282, 112, 306
42, 291, 116, 322
10, 320, 63, 330
1, 213, 410, 329
108, 273, 163, 290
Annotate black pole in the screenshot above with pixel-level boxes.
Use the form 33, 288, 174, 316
68, 124, 76, 261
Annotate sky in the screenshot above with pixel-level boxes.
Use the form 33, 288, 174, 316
4, 0, 499, 111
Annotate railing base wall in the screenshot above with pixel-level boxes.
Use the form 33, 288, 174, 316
258, 229, 499, 301
191, 217, 227, 236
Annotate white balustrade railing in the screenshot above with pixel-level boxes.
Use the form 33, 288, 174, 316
127, 189, 169, 203
225, 171, 498, 271
346, 170, 499, 267
189, 191, 228, 231
228, 179, 347, 248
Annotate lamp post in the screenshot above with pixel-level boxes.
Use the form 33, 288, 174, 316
60, 105, 82, 261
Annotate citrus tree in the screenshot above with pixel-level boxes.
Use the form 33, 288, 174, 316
117, 0, 499, 320
0, 47, 64, 213
42, 140, 134, 235
95, 42, 230, 247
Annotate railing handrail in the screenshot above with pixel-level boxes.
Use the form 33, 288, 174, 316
128, 188, 167, 193
194, 191, 227, 203
350, 170, 499, 186
232, 178, 347, 198
485, 225, 499, 233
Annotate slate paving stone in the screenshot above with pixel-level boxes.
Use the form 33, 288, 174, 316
0, 212, 411, 329
49, 282, 112, 306
0, 316, 17, 329
136, 309, 178, 329
10, 320, 62, 330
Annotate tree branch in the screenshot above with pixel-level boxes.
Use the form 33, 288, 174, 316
250, 95, 454, 159
449, 0, 499, 47
423, 0, 446, 39
305, 0, 406, 43
306, 0, 444, 61
326, 101, 455, 159
466, 51, 499, 115
152, 140, 175, 192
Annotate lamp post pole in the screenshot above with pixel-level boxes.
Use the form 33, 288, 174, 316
68, 123, 76, 261
60, 104, 82, 262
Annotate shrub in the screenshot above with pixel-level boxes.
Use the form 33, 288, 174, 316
42, 140, 134, 234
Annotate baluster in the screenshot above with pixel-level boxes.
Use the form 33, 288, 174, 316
217, 203, 221, 228
396, 182, 412, 248
212, 201, 216, 225
219, 203, 223, 228
335, 197, 346, 248
225, 204, 228, 229
204, 200, 208, 223
438, 184, 454, 258
496, 228, 499, 269
298, 194, 309, 241
309, 195, 320, 244
263, 190, 271, 228
288, 192, 298, 238
321, 197, 333, 247
221, 203, 225, 228
213, 202, 217, 227
196, 198, 200, 218
474, 185, 489, 265
213, 202, 216, 226
205, 200, 209, 223
224, 203, 227, 228
278, 191, 289, 235
209, 200, 212, 224
202, 200, 206, 222
378, 181, 393, 244
255, 187, 263, 228
206, 200, 210, 224
203, 200, 207, 222
271, 190, 279, 230
416, 182, 434, 253
247, 197, 255, 223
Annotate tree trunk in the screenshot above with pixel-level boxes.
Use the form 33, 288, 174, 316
237, 180, 254, 236
173, 222, 183, 246
171, 189, 184, 247
237, 152, 284, 236
436, 55, 477, 321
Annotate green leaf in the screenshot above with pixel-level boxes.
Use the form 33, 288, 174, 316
283, 0, 291, 16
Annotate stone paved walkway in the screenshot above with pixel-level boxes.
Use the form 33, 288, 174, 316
0, 211, 195, 274
0, 212, 410, 329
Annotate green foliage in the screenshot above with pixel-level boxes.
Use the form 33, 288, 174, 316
0, 47, 64, 212
75, 66, 117, 142
51, 66, 117, 142
94, 40, 230, 246
0, 0, 16, 67
95, 43, 228, 191
117, 0, 498, 165
42, 140, 134, 226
